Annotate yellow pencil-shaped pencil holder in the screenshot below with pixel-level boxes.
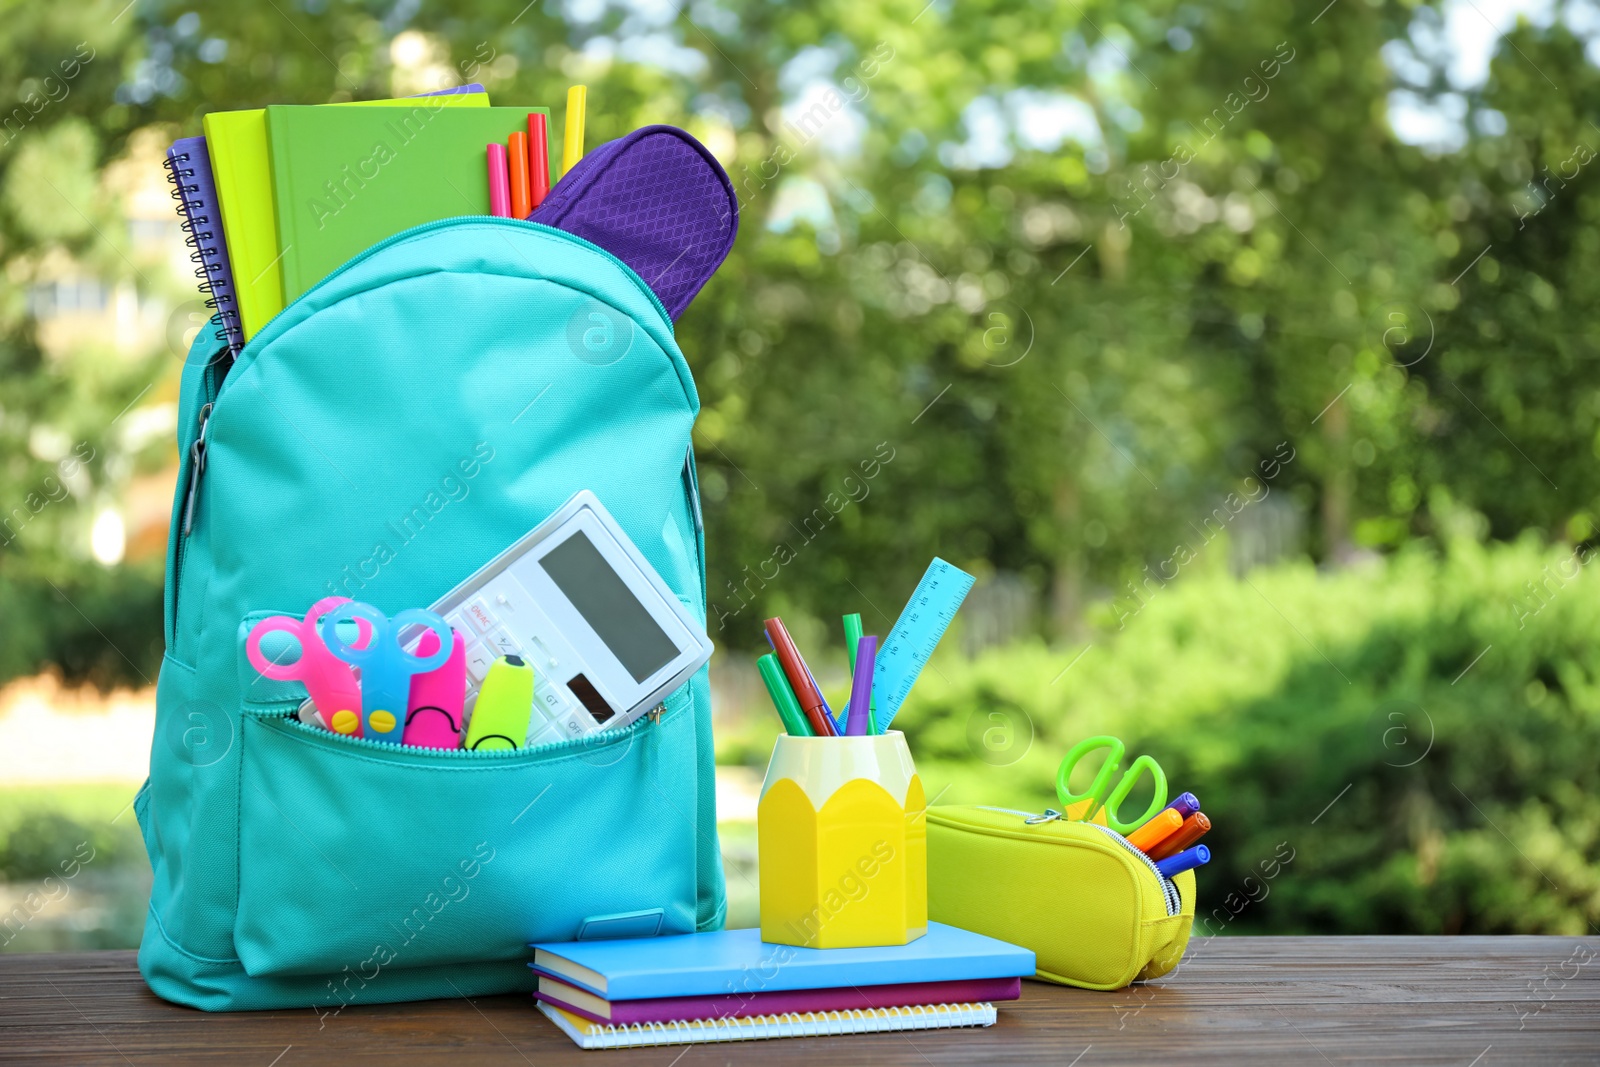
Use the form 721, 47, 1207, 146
757, 731, 927, 949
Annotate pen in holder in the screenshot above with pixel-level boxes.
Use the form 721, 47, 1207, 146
757, 731, 927, 949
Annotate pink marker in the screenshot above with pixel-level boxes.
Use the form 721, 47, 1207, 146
404, 628, 466, 749
487, 142, 511, 217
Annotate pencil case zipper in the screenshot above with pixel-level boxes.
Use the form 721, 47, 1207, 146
975, 805, 1182, 916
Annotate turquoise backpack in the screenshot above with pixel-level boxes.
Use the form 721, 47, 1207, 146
137, 205, 729, 1011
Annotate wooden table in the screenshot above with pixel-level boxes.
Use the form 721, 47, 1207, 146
3, 938, 1597, 1065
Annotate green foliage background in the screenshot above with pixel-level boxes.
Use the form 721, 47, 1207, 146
0, 0, 1595, 936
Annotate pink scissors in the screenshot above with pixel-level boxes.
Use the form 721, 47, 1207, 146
246, 596, 372, 737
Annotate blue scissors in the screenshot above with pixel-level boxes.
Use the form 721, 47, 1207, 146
321, 601, 452, 744
1055, 735, 1168, 835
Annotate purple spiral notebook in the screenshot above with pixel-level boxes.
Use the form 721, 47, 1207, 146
164, 135, 244, 360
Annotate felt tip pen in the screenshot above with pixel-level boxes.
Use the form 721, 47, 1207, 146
527, 112, 551, 208
1149, 812, 1211, 862
465, 655, 533, 750
764, 617, 837, 736
843, 613, 878, 734
765, 624, 838, 734
508, 130, 531, 219
404, 628, 466, 750
758, 653, 813, 737
486, 142, 511, 217
562, 84, 587, 174
844, 635, 876, 736
1162, 792, 1201, 820
1155, 843, 1210, 879
1125, 807, 1185, 854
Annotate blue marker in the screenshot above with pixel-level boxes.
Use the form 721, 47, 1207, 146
1155, 844, 1210, 879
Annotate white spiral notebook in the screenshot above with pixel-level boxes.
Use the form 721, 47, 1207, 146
536, 1000, 997, 1049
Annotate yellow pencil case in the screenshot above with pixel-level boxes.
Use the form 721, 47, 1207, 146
926, 805, 1196, 990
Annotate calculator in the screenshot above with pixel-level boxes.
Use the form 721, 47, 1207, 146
434, 490, 713, 744
299, 490, 713, 745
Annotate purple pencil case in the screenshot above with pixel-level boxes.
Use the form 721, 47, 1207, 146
529, 125, 739, 320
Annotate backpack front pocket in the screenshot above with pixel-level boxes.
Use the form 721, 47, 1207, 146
233, 685, 700, 980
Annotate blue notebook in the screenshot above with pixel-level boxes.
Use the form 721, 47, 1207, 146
530, 922, 1035, 1001
164, 135, 245, 359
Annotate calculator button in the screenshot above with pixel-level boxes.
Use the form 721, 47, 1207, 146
465, 644, 497, 681
525, 722, 560, 748
552, 707, 590, 738
534, 683, 569, 719
463, 599, 497, 634
485, 628, 522, 657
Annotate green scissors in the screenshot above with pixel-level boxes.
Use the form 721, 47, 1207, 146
1055, 735, 1168, 835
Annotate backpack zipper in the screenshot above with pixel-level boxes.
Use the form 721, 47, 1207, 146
226, 216, 676, 390
181, 215, 687, 544
976, 806, 1181, 916
252, 690, 678, 761
168, 352, 224, 645
170, 217, 694, 648
181, 402, 213, 536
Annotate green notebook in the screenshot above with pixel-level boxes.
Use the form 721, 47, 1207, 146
267, 104, 552, 304
204, 92, 489, 339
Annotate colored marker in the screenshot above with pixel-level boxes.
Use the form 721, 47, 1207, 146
466, 655, 533, 750
765, 627, 839, 733
1125, 807, 1184, 854
562, 84, 587, 175
528, 112, 551, 208
844, 635, 877, 736
843, 613, 878, 734
404, 628, 466, 749
1162, 792, 1201, 819
764, 617, 837, 737
508, 131, 531, 218
1149, 812, 1211, 861
487, 142, 511, 217
1155, 844, 1210, 879
758, 653, 813, 737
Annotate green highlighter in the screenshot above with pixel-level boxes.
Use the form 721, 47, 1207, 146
465, 655, 534, 750
757, 654, 813, 737
843, 613, 877, 735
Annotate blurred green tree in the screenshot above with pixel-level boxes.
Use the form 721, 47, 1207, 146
0, 0, 1590, 687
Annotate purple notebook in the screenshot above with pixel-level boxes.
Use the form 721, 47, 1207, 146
534, 973, 1021, 1026
164, 135, 244, 360
529, 125, 738, 320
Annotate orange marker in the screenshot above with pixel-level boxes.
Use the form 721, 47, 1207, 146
528, 113, 551, 208
508, 131, 531, 219
1148, 812, 1211, 861
1125, 807, 1183, 854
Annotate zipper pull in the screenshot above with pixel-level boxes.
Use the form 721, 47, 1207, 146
182, 402, 213, 536
1024, 808, 1064, 825
647, 702, 665, 725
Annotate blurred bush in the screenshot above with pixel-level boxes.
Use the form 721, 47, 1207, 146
0, 787, 149, 952
882, 537, 1600, 935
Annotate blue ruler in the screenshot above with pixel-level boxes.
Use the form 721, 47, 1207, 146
874, 558, 975, 731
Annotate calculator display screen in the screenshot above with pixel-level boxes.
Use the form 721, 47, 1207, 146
539, 530, 679, 682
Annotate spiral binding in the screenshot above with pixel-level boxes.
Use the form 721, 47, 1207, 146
163, 147, 243, 364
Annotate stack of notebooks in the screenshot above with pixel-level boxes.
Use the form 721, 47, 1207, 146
163, 84, 563, 361
530, 922, 1035, 1049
